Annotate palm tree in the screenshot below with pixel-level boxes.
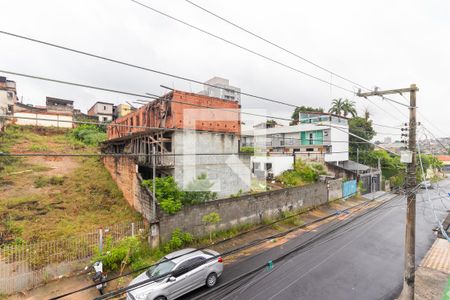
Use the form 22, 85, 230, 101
328, 98, 344, 116
342, 99, 357, 117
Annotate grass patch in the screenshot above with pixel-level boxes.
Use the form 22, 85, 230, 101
0, 125, 141, 243
34, 175, 65, 188
279, 211, 304, 227
28, 144, 49, 152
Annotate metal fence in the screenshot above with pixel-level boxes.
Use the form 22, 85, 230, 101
0, 221, 146, 295
342, 179, 357, 198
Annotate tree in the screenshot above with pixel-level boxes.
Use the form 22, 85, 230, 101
266, 119, 278, 128
328, 98, 357, 117
328, 98, 344, 116
202, 212, 221, 242
349, 117, 376, 161
342, 99, 357, 117
290, 106, 324, 125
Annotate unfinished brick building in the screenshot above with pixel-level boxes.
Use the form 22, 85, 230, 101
102, 89, 250, 217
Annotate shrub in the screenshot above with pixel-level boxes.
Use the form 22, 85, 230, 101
142, 177, 183, 214
202, 212, 221, 242
93, 236, 148, 272
69, 124, 106, 146
142, 174, 217, 214
276, 159, 324, 187
164, 228, 193, 253
240, 147, 255, 154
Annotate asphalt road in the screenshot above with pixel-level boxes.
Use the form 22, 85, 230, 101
182, 179, 450, 300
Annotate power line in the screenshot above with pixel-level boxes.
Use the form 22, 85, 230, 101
0, 30, 304, 110
54, 193, 359, 299
0, 69, 291, 122
128, 0, 355, 94
0, 69, 404, 131
0, 73, 402, 154
184, 0, 370, 91
0, 151, 351, 158
93, 191, 402, 300
0, 31, 404, 129
128, 0, 410, 110
417, 136, 450, 241
187, 194, 409, 300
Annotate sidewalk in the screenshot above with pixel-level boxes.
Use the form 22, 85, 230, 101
415, 238, 450, 299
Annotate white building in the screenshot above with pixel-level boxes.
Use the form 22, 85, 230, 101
13, 102, 73, 128
200, 77, 241, 103
87, 101, 114, 122
0, 77, 17, 130
242, 114, 349, 163
241, 113, 349, 177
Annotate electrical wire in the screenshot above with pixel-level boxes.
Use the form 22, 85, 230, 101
105, 188, 420, 300
0, 31, 326, 110
57, 190, 397, 300
128, 0, 355, 94
190, 193, 408, 300
0, 151, 351, 158
417, 130, 450, 241
49, 190, 360, 299
183, 0, 368, 91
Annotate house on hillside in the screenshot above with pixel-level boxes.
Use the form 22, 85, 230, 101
46, 97, 74, 113
13, 102, 74, 128
113, 103, 135, 119
102, 89, 250, 212
88, 101, 114, 122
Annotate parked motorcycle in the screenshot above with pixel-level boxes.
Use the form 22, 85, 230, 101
86, 261, 107, 295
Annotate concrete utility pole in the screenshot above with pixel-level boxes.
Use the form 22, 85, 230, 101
358, 84, 418, 300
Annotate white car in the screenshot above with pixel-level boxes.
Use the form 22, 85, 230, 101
127, 248, 223, 300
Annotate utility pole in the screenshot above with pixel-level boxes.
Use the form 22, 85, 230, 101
358, 84, 418, 300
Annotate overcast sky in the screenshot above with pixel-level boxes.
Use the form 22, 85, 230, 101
0, 0, 449, 139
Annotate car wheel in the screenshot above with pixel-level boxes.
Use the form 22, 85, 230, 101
154, 297, 166, 300
206, 272, 218, 288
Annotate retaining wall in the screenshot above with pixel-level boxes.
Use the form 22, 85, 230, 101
159, 179, 342, 242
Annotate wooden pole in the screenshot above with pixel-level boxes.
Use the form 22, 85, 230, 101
402, 84, 417, 300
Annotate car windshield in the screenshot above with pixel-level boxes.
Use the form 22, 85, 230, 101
146, 259, 176, 278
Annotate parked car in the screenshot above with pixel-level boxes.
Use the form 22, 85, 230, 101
126, 248, 223, 300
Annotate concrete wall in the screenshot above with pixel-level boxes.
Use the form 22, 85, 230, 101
172, 131, 251, 198
13, 112, 73, 128
328, 178, 343, 201
158, 179, 342, 242
250, 155, 294, 176
327, 125, 349, 162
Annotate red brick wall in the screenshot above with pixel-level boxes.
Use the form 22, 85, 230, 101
103, 156, 137, 209
107, 90, 240, 140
